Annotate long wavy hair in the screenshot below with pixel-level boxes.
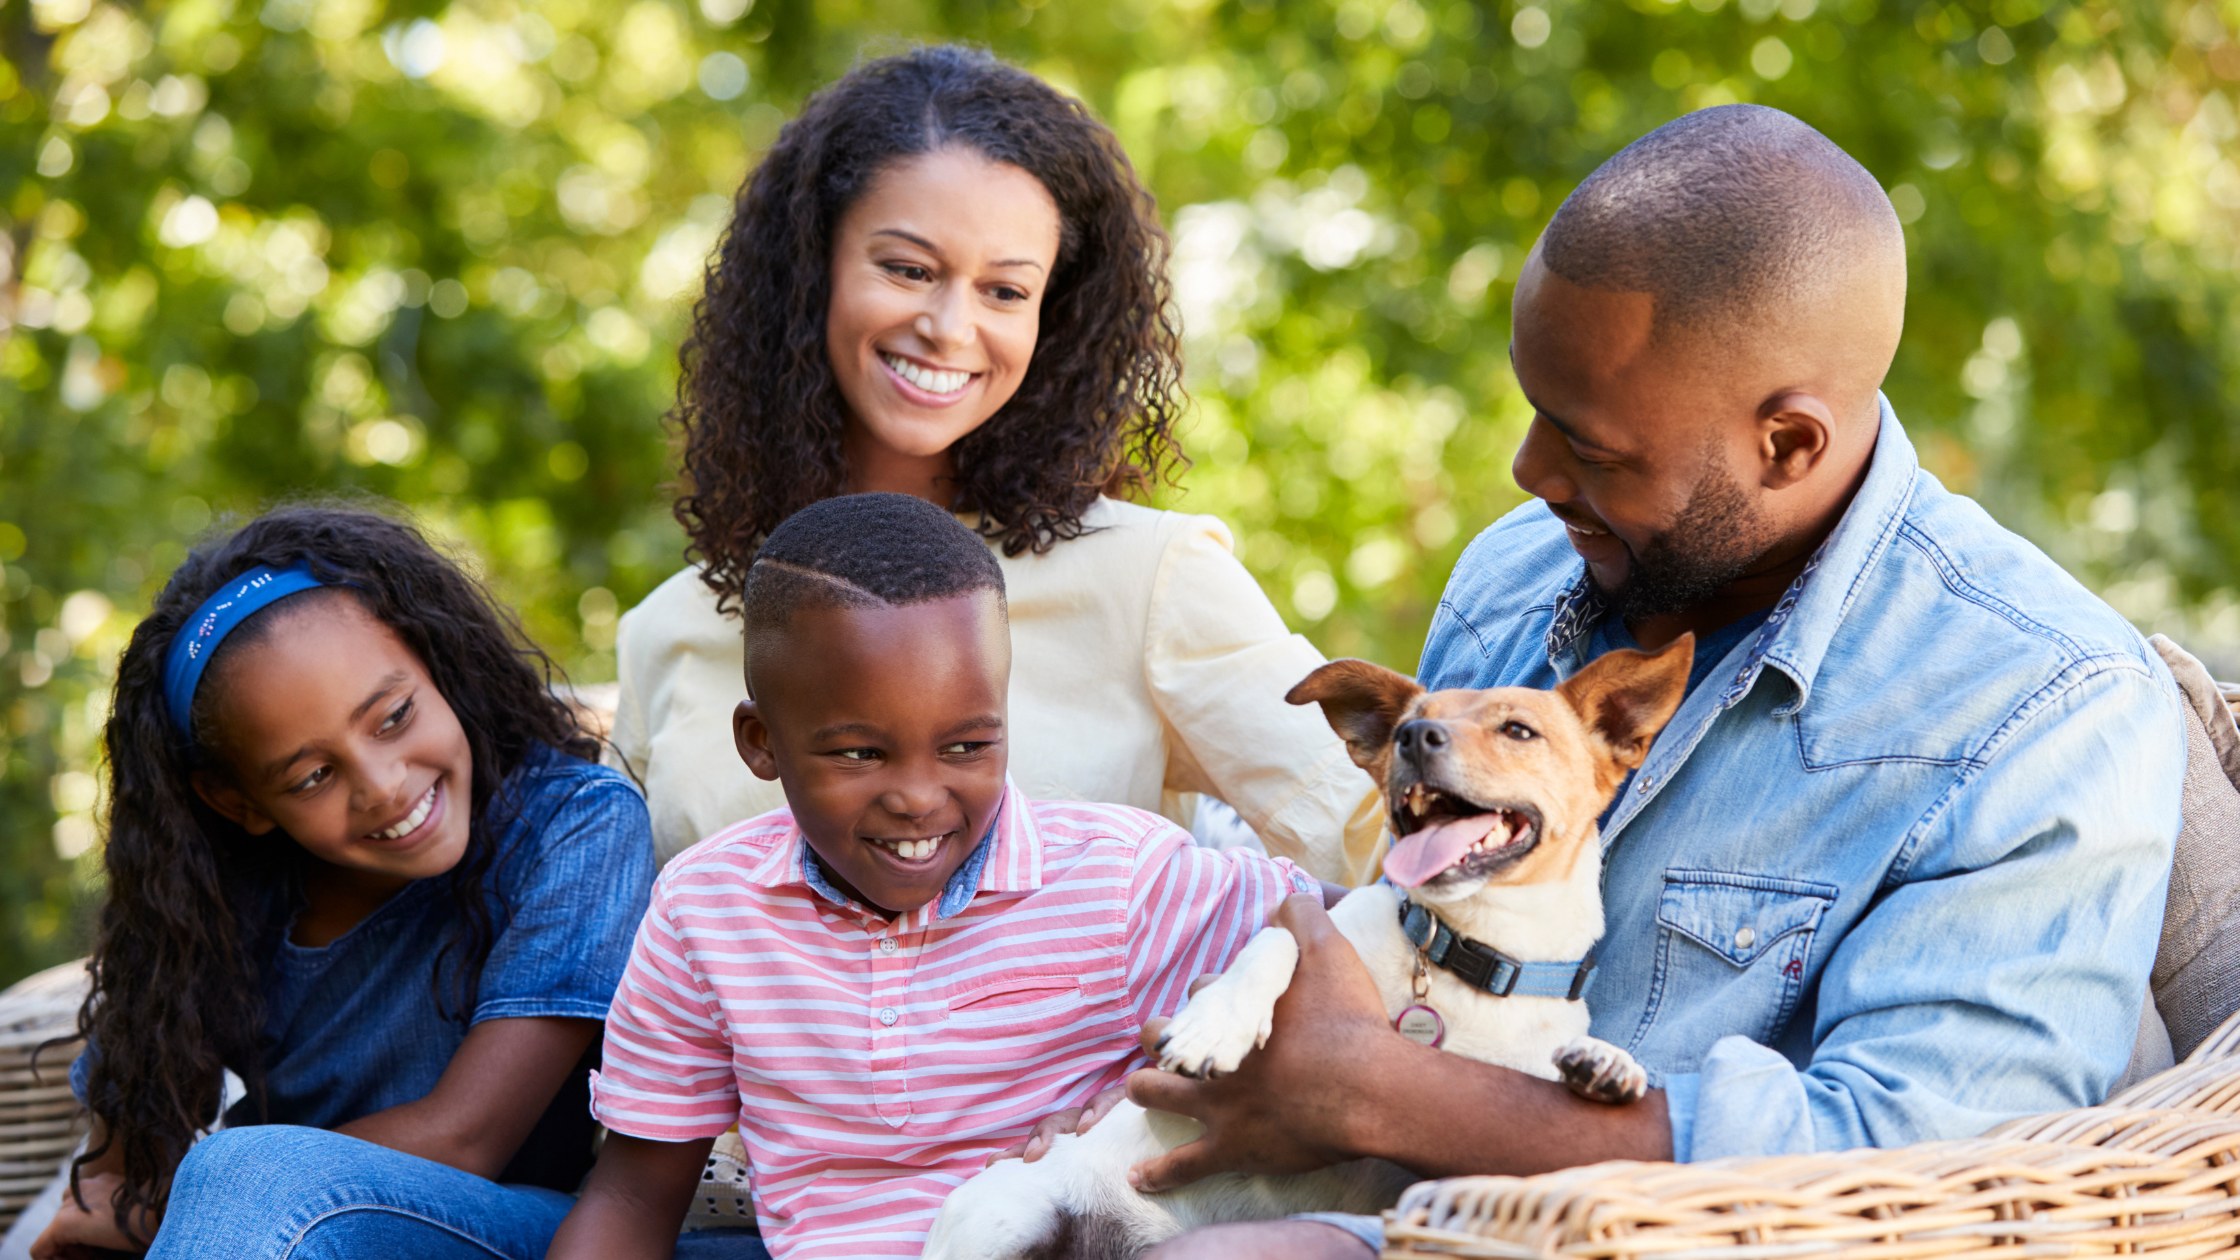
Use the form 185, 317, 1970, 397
674, 43, 1187, 612
70, 503, 595, 1236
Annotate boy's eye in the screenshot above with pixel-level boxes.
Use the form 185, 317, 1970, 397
377, 698, 414, 734
833, 748, 880, 762
940, 740, 995, 756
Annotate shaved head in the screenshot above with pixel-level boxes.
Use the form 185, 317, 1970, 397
1540, 104, 1903, 354
1508, 106, 1908, 648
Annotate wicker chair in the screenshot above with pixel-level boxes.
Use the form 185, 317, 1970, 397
1383, 1008, 2240, 1260
0, 961, 89, 1236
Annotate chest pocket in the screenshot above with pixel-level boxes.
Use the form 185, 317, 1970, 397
1636, 870, 1837, 1053
945, 977, 1088, 1029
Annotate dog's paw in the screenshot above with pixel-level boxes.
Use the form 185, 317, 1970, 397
1554, 1037, 1648, 1104
1153, 987, 1270, 1079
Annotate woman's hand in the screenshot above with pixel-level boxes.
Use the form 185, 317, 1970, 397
985, 1084, 1130, 1165
31, 1171, 148, 1258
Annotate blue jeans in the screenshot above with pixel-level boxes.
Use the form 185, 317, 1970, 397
148, 1126, 769, 1259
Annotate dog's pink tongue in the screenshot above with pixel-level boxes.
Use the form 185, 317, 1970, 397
1384, 814, 1504, 888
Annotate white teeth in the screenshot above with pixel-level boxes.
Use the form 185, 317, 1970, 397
371, 787, 435, 841
881, 352, 971, 396
876, 837, 938, 860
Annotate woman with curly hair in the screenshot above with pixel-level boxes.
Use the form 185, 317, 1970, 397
31, 505, 654, 1259
617, 44, 1381, 885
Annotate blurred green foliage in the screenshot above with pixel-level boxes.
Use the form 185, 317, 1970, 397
4, 0, 2237, 986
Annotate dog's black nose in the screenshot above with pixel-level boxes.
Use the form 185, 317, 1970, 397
1396, 719, 1450, 758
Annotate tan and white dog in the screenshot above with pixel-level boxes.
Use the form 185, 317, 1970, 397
923, 636, 1692, 1260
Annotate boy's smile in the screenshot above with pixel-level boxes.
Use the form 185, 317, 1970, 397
734, 589, 1010, 917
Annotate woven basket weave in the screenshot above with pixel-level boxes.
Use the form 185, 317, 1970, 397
0, 960, 90, 1234
1384, 1011, 2240, 1260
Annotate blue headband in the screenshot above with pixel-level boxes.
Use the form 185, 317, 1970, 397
162, 561, 334, 740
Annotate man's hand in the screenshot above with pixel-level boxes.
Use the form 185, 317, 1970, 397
985, 1084, 1129, 1165
1125, 895, 1407, 1191
1126, 894, 1674, 1190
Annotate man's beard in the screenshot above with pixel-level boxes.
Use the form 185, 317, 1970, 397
1595, 459, 1773, 623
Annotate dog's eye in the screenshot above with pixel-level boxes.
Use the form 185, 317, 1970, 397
1502, 721, 1539, 741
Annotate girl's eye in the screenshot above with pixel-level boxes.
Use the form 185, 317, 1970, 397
1502, 721, 1539, 742
377, 698, 414, 734
289, 766, 333, 794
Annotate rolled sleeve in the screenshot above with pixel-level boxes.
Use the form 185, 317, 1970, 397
474, 772, 657, 1025
1684, 664, 2183, 1160
1142, 516, 1384, 885
589, 883, 742, 1142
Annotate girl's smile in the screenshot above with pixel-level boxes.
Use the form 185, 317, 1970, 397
194, 593, 475, 893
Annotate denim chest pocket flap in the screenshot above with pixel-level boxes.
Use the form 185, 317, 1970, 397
1657, 871, 1838, 967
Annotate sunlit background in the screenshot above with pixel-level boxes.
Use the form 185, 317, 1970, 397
4, 0, 2238, 986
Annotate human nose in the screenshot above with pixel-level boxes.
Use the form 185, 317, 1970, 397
912, 283, 978, 352
355, 751, 413, 816
1512, 414, 1579, 505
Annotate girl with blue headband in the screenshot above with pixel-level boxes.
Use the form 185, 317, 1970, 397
31, 505, 655, 1260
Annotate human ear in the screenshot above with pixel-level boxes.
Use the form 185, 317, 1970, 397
734, 700, 780, 782
191, 773, 279, 836
1757, 391, 1837, 489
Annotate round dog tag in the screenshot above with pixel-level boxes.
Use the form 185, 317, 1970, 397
1394, 1004, 1445, 1048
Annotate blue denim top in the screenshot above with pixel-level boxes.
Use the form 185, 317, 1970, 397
75, 743, 654, 1187
1417, 401, 2185, 1161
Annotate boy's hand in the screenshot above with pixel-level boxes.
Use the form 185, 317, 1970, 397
986, 1084, 1129, 1165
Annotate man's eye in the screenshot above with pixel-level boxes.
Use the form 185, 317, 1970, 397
378, 699, 414, 734
1502, 722, 1539, 741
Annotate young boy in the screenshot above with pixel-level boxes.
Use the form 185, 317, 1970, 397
550, 493, 1327, 1260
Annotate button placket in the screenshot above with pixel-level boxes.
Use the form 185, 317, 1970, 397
870, 923, 914, 1126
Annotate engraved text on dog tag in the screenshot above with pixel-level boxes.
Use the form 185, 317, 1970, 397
1394, 1004, 1445, 1048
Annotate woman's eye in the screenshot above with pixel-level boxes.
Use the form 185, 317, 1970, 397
884, 262, 933, 283
377, 699, 414, 734
987, 284, 1029, 303
1502, 721, 1539, 741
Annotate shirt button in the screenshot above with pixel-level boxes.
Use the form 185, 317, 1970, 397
1637, 773, 1655, 793
879, 938, 897, 953
1734, 926, 1757, 951
878, 1007, 899, 1026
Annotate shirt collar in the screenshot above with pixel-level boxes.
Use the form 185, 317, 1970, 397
1541, 395, 1919, 718
751, 778, 1046, 924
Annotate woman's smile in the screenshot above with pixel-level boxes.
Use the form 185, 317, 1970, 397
879, 350, 977, 402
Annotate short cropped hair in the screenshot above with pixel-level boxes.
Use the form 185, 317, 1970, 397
1540, 104, 1899, 340
743, 493, 1007, 634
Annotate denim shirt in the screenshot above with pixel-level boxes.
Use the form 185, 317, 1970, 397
73, 743, 655, 1189
1418, 401, 2184, 1161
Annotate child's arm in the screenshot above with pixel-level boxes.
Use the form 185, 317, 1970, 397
334, 1015, 599, 1179
547, 1132, 715, 1259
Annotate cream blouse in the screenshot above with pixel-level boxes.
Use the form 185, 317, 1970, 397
610, 497, 1384, 885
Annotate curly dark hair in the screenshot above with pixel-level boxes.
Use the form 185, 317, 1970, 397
673, 43, 1187, 613
69, 503, 596, 1238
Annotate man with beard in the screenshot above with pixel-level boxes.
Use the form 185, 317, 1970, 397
1108, 105, 2188, 1258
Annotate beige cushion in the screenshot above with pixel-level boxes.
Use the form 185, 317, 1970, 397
2148, 636, 2240, 1059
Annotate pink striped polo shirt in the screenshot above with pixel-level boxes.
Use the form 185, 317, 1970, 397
589, 782, 1315, 1258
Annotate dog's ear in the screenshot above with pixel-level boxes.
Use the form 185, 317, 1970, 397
1555, 633, 1693, 771
1286, 660, 1424, 776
